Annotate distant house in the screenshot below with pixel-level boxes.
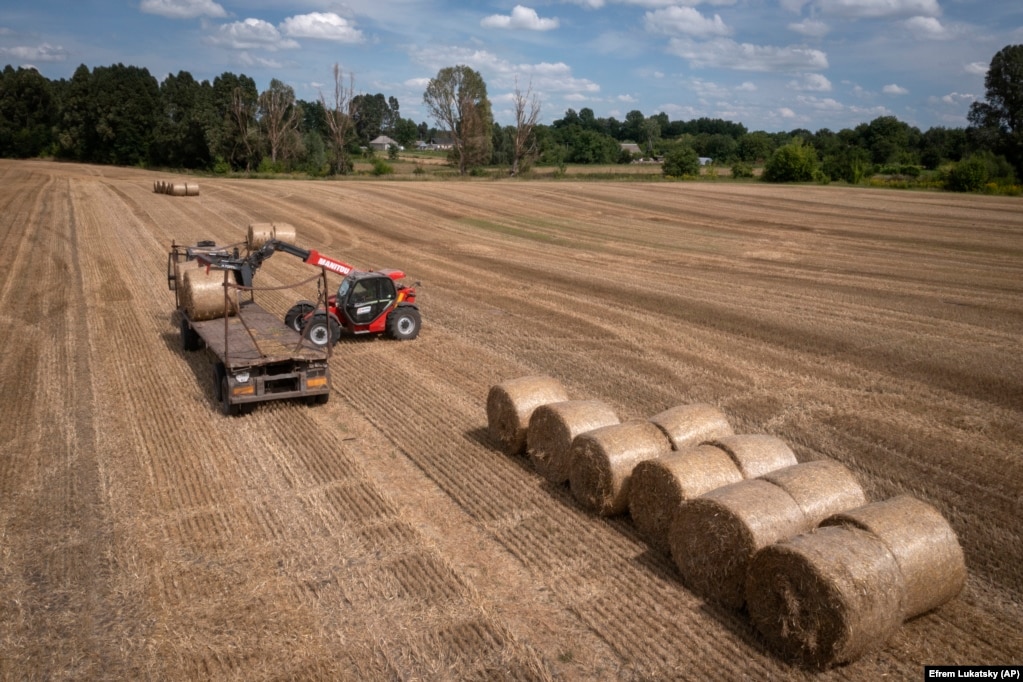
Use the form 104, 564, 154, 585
620, 142, 642, 156
699, 157, 713, 166
369, 135, 399, 152
417, 132, 455, 151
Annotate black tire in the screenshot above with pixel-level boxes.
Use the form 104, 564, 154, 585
285, 301, 317, 332
307, 392, 330, 406
181, 316, 202, 351
386, 306, 421, 341
306, 313, 341, 347
220, 374, 237, 416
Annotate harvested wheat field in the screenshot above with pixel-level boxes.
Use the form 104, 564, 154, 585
0, 159, 1020, 680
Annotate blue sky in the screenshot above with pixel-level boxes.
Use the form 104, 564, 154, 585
2, 0, 1021, 132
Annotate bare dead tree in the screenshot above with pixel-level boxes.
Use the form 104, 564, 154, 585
511, 77, 541, 176
230, 86, 257, 171
320, 64, 358, 175
258, 78, 301, 165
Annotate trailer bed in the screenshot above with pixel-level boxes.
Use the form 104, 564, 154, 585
190, 300, 325, 367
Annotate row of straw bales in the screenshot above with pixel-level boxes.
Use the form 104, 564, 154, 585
485, 375, 966, 669
153, 180, 200, 196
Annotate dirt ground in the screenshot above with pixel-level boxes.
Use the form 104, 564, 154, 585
0, 159, 1020, 680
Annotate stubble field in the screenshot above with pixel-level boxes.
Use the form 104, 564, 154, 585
0, 159, 1020, 680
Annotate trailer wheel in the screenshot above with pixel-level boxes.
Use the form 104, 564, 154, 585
181, 316, 203, 351
220, 374, 241, 416
386, 307, 421, 341
285, 301, 317, 332
307, 392, 330, 406
307, 313, 341, 347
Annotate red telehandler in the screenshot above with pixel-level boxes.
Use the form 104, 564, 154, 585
212, 238, 421, 347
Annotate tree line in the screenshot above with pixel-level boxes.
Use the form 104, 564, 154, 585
1, 45, 1020, 191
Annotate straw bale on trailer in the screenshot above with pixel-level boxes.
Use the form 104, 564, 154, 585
707, 434, 798, 478
527, 400, 619, 484
569, 420, 673, 516
822, 495, 966, 619
670, 459, 865, 608
628, 444, 743, 553
649, 403, 733, 450
182, 268, 238, 321
248, 222, 297, 249
761, 460, 866, 526
745, 525, 906, 668
487, 376, 569, 455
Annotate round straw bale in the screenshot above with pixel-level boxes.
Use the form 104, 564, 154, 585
527, 400, 619, 484
707, 434, 798, 479
822, 495, 965, 619
670, 478, 809, 608
248, 222, 298, 249
170, 182, 187, 197
247, 223, 275, 249
760, 460, 866, 527
649, 403, 734, 450
746, 525, 905, 668
486, 376, 569, 455
182, 268, 238, 321
569, 420, 672, 516
185, 182, 200, 196
629, 444, 743, 553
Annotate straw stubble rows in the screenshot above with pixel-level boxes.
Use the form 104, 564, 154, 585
0, 159, 1020, 679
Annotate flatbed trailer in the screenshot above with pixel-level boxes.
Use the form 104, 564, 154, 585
169, 241, 331, 415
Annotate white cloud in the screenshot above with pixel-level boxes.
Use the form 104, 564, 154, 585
411, 46, 600, 96
481, 6, 559, 31
796, 95, 846, 111
645, 7, 731, 38
882, 83, 908, 95
281, 12, 364, 42
790, 73, 833, 91
904, 16, 948, 39
936, 92, 975, 105
964, 61, 987, 76
0, 42, 68, 62
789, 18, 830, 38
779, 107, 797, 118
737, 81, 757, 91
666, 37, 828, 72
207, 18, 299, 51
139, 0, 226, 19
815, 0, 941, 19
237, 52, 283, 69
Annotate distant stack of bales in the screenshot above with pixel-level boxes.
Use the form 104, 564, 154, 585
153, 180, 200, 196
484, 375, 965, 669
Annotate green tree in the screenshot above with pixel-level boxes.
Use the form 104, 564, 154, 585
662, 144, 700, 177
736, 131, 774, 163
0, 66, 55, 158
210, 72, 259, 171
423, 65, 493, 174
762, 138, 819, 182
968, 44, 1023, 177
152, 71, 212, 169
943, 155, 989, 191
353, 93, 387, 145
822, 145, 872, 184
